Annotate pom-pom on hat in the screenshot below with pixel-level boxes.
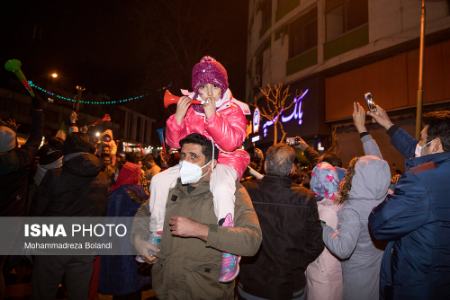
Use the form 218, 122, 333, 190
192, 56, 228, 96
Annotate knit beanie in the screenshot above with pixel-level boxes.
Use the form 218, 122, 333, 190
192, 56, 228, 96
0, 125, 17, 153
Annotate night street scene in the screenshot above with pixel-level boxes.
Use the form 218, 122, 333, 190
1, 0, 450, 299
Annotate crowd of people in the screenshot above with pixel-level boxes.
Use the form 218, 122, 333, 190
0, 55, 449, 300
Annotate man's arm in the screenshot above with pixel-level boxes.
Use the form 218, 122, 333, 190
369, 172, 429, 240
322, 207, 361, 259
291, 136, 320, 165
170, 185, 262, 256
353, 102, 383, 158
131, 200, 159, 263
367, 105, 417, 159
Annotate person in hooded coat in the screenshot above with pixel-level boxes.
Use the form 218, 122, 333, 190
321, 102, 391, 300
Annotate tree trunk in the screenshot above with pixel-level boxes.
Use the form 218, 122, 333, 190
273, 121, 278, 145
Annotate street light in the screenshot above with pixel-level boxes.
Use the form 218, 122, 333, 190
50, 72, 59, 79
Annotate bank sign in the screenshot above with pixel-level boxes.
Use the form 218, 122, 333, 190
262, 89, 309, 138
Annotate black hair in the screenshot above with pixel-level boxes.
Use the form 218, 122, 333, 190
423, 111, 450, 152
320, 152, 343, 168
179, 133, 219, 161
126, 152, 143, 164
63, 133, 95, 155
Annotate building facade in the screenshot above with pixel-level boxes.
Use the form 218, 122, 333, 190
247, 0, 450, 167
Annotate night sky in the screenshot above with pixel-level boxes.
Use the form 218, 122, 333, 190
1, 0, 249, 128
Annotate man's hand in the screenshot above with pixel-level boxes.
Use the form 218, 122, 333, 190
203, 97, 217, 120
367, 104, 394, 130
352, 102, 367, 133
292, 136, 309, 151
134, 237, 159, 264
174, 96, 192, 125
169, 216, 209, 241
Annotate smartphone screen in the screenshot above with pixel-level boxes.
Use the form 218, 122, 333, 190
364, 92, 377, 112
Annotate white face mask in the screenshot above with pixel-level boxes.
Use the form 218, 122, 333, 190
179, 139, 215, 184
414, 140, 433, 158
179, 160, 211, 184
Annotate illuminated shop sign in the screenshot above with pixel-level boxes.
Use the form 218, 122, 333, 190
262, 89, 309, 137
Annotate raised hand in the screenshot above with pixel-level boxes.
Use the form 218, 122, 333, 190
174, 96, 192, 125
203, 97, 217, 120
367, 104, 394, 130
352, 102, 367, 133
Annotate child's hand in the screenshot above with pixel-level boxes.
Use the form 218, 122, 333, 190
175, 96, 192, 125
203, 97, 216, 120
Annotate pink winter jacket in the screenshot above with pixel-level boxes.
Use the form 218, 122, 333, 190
166, 101, 250, 179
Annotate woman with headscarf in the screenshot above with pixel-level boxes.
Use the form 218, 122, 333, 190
306, 162, 343, 300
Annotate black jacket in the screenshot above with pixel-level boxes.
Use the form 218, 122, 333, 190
31, 152, 109, 216
0, 109, 43, 216
240, 175, 324, 300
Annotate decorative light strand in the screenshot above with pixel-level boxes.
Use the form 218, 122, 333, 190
28, 81, 145, 105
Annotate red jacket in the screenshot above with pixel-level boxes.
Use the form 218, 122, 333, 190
166, 95, 249, 178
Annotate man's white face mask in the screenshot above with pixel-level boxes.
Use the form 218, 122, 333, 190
179, 159, 212, 184
179, 139, 215, 184
414, 139, 433, 158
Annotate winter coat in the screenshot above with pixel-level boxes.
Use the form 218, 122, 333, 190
240, 176, 324, 300
165, 89, 250, 178
152, 180, 262, 300
99, 184, 149, 295
31, 152, 109, 216
323, 155, 390, 300
0, 109, 43, 216
307, 162, 342, 300
369, 125, 450, 300
306, 198, 342, 300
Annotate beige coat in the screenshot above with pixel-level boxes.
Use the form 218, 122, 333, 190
152, 180, 262, 300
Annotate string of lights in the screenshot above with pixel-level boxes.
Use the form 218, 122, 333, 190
28, 81, 146, 105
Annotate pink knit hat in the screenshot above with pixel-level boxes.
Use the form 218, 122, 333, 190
192, 56, 228, 96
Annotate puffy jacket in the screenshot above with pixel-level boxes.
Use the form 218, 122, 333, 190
165, 90, 249, 178
240, 176, 324, 299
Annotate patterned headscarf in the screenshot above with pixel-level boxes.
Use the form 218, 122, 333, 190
310, 162, 340, 201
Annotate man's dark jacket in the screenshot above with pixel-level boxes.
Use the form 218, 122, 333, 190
240, 175, 324, 300
0, 109, 43, 216
369, 125, 450, 300
31, 152, 109, 216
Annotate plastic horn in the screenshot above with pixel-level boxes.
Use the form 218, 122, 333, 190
4, 59, 35, 97
163, 90, 201, 108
